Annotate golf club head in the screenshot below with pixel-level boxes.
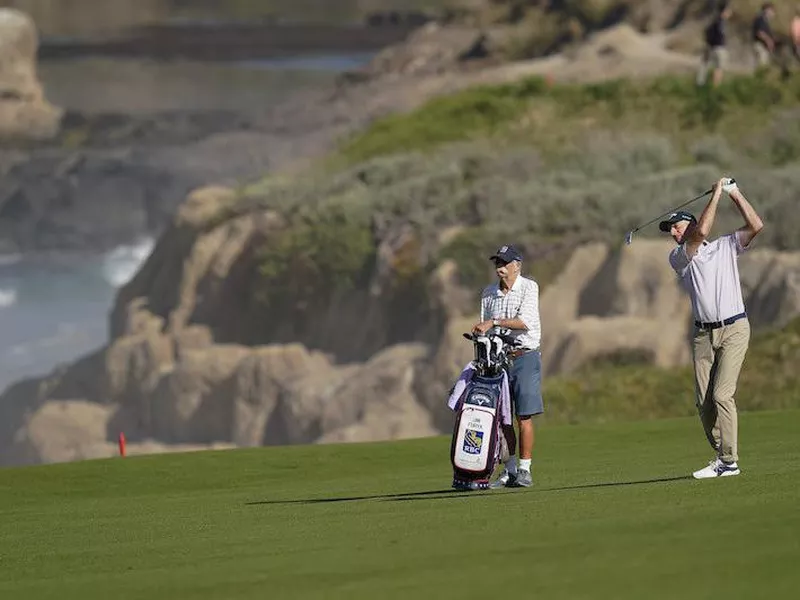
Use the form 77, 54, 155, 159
624, 231, 633, 246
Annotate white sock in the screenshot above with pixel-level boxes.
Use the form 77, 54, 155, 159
519, 458, 532, 472
505, 456, 517, 475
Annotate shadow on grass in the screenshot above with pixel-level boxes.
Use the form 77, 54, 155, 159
245, 489, 458, 506
245, 475, 692, 506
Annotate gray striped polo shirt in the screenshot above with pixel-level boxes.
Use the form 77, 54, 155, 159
480, 275, 541, 350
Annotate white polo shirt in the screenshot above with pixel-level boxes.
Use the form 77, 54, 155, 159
669, 231, 748, 323
480, 275, 541, 350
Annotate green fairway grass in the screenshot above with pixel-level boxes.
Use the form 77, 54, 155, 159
1, 410, 799, 599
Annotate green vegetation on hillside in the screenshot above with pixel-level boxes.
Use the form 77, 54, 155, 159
256, 200, 376, 310
1, 410, 799, 599
340, 73, 800, 165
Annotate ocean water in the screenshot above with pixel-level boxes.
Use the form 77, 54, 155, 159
0, 238, 155, 393
37, 52, 374, 114
2, 49, 375, 395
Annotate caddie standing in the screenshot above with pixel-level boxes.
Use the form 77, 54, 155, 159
471, 244, 543, 488
659, 177, 764, 479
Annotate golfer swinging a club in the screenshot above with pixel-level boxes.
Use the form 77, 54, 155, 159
659, 177, 763, 479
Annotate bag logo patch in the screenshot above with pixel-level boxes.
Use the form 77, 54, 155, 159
463, 429, 484, 454
470, 392, 491, 406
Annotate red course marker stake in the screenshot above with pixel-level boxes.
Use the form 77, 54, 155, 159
118, 432, 126, 457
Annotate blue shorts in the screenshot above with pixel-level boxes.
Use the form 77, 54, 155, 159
509, 350, 544, 417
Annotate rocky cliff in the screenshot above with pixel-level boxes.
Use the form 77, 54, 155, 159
0, 8, 62, 140
2, 182, 799, 466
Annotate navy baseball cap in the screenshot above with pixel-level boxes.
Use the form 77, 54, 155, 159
489, 244, 523, 263
659, 210, 697, 232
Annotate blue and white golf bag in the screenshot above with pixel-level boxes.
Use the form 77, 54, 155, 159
449, 333, 513, 491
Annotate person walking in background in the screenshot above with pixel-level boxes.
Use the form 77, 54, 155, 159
697, 2, 732, 87
752, 2, 777, 71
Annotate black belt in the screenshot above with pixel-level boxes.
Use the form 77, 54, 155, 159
694, 312, 747, 330
509, 348, 538, 359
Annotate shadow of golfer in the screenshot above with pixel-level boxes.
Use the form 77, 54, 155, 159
382, 475, 693, 503
547, 475, 692, 492
245, 488, 458, 506
245, 475, 691, 506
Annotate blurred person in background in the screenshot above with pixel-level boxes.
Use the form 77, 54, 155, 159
752, 2, 777, 71
697, 1, 733, 87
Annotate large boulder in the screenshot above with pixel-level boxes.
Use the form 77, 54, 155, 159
546, 315, 690, 374
226, 344, 333, 447
10, 400, 115, 465
0, 9, 62, 140
9, 399, 234, 465
739, 249, 800, 330
148, 343, 252, 444
316, 343, 436, 444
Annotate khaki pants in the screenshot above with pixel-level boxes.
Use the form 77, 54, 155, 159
696, 46, 728, 85
753, 42, 772, 69
692, 318, 751, 464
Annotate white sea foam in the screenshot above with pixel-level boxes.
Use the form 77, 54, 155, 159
0, 253, 22, 266
0, 287, 17, 309
101, 237, 155, 288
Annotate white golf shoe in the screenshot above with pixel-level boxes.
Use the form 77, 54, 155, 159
692, 457, 741, 479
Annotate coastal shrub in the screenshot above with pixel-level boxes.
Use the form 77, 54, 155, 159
256, 200, 375, 311
689, 135, 738, 167
243, 139, 800, 287
340, 73, 800, 164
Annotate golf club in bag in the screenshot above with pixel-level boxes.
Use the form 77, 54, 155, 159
623, 182, 731, 245
449, 332, 515, 491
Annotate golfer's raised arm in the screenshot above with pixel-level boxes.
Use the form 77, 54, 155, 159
685, 180, 724, 257
730, 188, 764, 248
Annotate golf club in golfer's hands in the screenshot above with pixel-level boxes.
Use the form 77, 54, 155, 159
624, 178, 737, 245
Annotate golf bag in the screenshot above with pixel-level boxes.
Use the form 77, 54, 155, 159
449, 333, 514, 491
